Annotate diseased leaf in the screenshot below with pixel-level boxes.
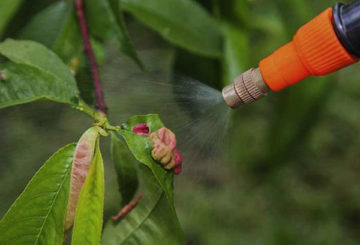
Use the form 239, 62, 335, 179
72, 139, 105, 245
111, 132, 139, 205
102, 165, 185, 245
122, 0, 223, 57
0, 39, 79, 109
104, 115, 184, 244
65, 127, 100, 233
84, 0, 143, 68
0, 0, 23, 38
19, 1, 82, 63
0, 143, 75, 245
117, 114, 174, 203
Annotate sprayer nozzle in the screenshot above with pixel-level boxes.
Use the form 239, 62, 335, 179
222, 68, 269, 109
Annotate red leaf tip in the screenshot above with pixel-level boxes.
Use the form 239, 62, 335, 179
133, 123, 149, 136
150, 128, 183, 175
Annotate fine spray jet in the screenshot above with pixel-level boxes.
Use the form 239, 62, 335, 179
222, 0, 360, 108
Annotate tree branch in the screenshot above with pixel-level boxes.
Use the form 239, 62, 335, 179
75, 0, 108, 114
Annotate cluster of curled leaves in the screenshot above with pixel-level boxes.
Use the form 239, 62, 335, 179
0, 39, 184, 245
0, 0, 226, 243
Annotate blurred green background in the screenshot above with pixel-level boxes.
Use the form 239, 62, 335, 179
1, 0, 360, 244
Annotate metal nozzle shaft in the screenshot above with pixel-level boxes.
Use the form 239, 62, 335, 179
222, 68, 269, 108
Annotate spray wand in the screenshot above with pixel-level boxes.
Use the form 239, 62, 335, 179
222, 0, 360, 108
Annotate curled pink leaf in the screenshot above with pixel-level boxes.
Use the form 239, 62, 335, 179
0, 70, 6, 80
150, 127, 183, 174
133, 123, 149, 136
64, 127, 99, 232
173, 149, 183, 175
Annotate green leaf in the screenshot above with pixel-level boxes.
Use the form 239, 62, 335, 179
108, 0, 144, 69
72, 38, 105, 106
72, 139, 105, 245
84, 0, 117, 41
117, 114, 174, 203
104, 115, 184, 244
65, 127, 100, 233
212, 0, 249, 25
221, 22, 248, 86
266, 78, 332, 164
274, 0, 312, 33
18, 1, 102, 104
0, 39, 79, 109
0, 0, 23, 38
111, 132, 139, 205
84, 0, 143, 68
75, 57, 95, 105
0, 39, 77, 85
19, 1, 82, 63
102, 165, 185, 245
122, 0, 223, 57
261, 2, 333, 167
0, 143, 75, 245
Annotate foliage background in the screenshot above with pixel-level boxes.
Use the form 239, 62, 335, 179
1, 0, 360, 244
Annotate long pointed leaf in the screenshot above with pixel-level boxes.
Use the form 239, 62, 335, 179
102, 165, 185, 245
108, 0, 144, 69
122, 0, 223, 57
105, 114, 184, 244
117, 114, 174, 203
263, 1, 333, 166
221, 22, 248, 86
19, 1, 82, 63
84, 0, 144, 68
65, 127, 99, 232
72, 140, 105, 245
111, 132, 139, 206
0, 143, 76, 245
0, 0, 23, 38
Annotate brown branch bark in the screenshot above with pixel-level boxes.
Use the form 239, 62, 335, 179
75, 0, 108, 114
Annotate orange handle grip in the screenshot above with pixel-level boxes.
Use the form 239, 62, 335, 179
259, 8, 358, 91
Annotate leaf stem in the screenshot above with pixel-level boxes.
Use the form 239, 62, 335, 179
74, 0, 108, 114
76, 99, 96, 118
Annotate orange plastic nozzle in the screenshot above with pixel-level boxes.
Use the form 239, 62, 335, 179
259, 8, 358, 91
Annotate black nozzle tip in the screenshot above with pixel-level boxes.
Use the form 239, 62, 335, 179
332, 1, 360, 58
